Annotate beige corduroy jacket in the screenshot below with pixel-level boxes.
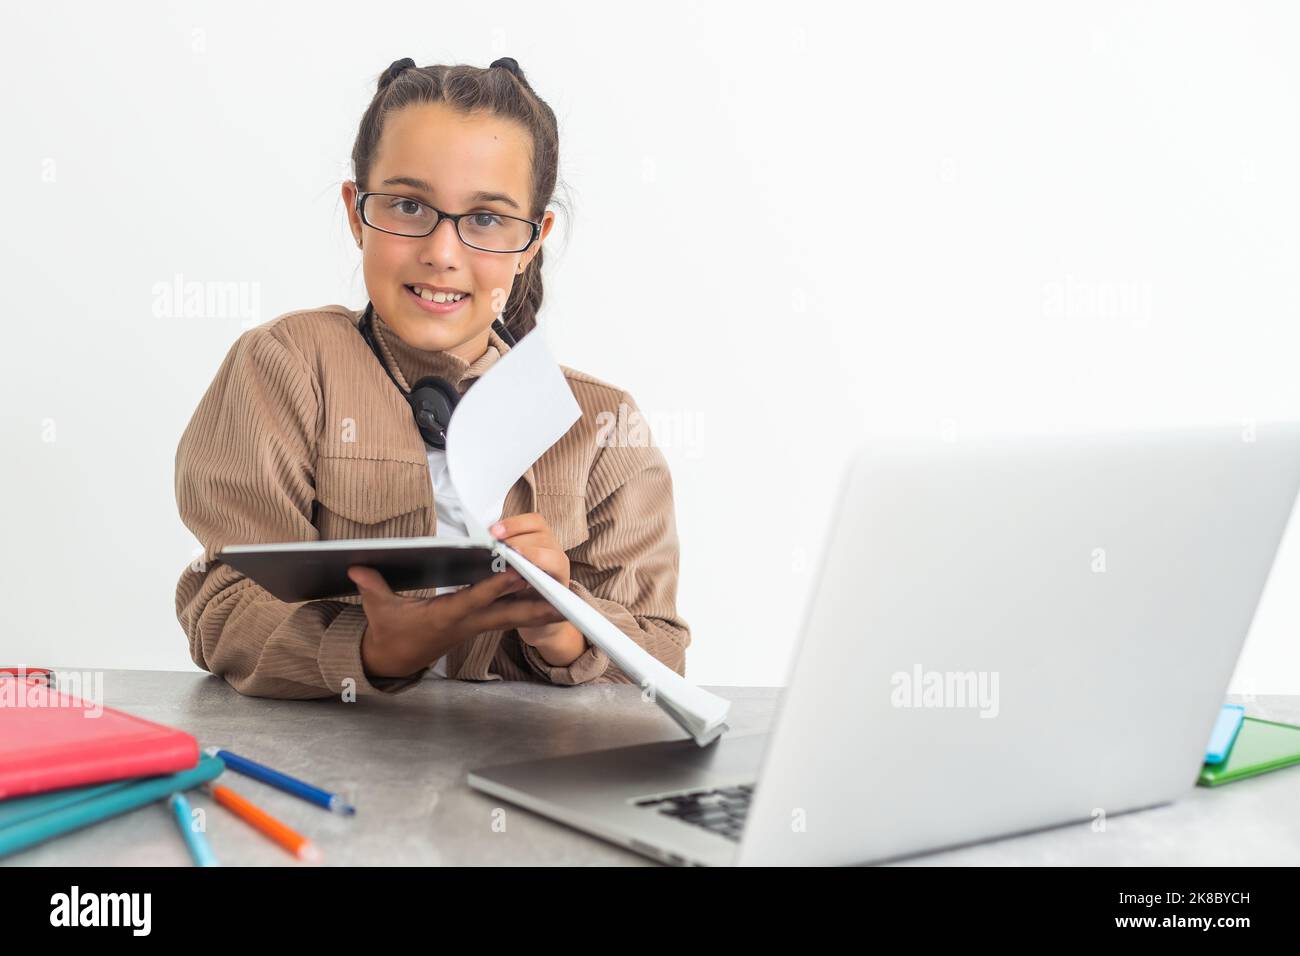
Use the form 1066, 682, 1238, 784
174, 304, 689, 699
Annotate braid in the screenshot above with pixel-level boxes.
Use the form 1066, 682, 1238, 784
504, 248, 544, 339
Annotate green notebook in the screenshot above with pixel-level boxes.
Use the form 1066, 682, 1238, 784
1198, 716, 1300, 787
0, 753, 225, 858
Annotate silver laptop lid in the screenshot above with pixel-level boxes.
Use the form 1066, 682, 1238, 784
738, 423, 1300, 866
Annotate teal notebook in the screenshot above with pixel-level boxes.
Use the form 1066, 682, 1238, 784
1197, 717, 1300, 787
0, 753, 225, 858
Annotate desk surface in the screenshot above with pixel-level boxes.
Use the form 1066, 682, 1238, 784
4, 670, 1297, 865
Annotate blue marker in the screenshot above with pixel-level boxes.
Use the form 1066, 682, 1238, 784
205, 747, 356, 815
169, 792, 220, 866
1205, 704, 1247, 765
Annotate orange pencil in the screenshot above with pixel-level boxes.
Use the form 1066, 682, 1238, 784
205, 783, 323, 863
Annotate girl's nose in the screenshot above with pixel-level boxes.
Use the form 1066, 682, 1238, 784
419, 216, 464, 265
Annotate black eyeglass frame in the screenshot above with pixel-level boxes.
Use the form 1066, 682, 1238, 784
354, 191, 542, 253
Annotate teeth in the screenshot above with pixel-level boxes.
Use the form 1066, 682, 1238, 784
412, 286, 466, 303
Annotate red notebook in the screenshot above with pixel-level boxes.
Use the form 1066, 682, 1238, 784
0, 679, 199, 800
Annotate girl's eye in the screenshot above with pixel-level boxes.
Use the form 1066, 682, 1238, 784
470, 213, 503, 228
388, 198, 424, 217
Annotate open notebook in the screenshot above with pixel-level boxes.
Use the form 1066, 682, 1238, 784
217, 327, 730, 747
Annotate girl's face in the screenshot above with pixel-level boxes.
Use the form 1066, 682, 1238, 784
344, 102, 555, 361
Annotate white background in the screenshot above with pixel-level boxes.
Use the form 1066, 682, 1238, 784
2, 1, 1299, 691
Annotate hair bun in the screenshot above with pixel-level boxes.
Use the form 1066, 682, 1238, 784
489, 57, 525, 80
379, 57, 417, 90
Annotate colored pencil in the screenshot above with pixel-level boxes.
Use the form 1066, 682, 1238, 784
205, 783, 322, 863
205, 747, 355, 815
168, 792, 220, 866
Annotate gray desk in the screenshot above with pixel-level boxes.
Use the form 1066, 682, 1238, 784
4, 671, 1297, 865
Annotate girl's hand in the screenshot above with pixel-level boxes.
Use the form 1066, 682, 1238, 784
490, 513, 570, 588
347, 563, 565, 680
490, 513, 590, 667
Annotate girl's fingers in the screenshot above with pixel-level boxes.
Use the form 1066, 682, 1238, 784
469, 596, 567, 633
495, 531, 550, 552
444, 567, 525, 614
347, 565, 394, 599
502, 542, 561, 575
490, 513, 548, 540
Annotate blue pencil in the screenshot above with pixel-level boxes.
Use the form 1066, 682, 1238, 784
204, 747, 356, 815
169, 792, 220, 866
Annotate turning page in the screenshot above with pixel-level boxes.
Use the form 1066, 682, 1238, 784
445, 326, 731, 745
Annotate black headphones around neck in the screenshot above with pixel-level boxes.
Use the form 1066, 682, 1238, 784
357, 302, 518, 450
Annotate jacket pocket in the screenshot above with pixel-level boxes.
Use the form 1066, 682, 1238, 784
314, 456, 431, 540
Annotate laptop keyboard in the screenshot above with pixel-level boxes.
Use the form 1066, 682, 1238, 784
633, 784, 755, 842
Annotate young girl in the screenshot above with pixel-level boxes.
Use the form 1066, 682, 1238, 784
174, 57, 690, 699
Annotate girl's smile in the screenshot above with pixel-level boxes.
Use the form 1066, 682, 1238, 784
403, 282, 472, 315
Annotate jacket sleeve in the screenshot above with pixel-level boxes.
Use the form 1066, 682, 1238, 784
519, 390, 691, 685
174, 326, 424, 700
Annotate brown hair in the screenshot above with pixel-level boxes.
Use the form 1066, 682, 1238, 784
350, 57, 568, 339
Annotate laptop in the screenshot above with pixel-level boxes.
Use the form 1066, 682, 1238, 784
468, 423, 1300, 866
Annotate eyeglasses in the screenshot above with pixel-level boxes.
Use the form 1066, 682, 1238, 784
355, 191, 541, 253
